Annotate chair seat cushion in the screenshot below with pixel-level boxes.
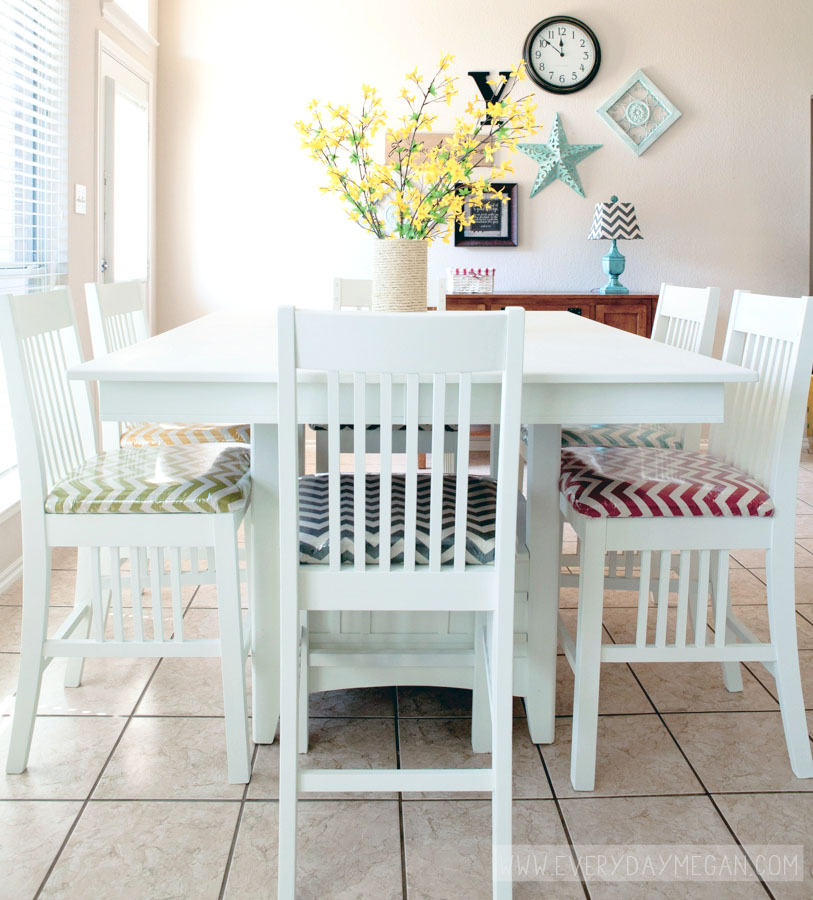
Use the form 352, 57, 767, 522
561, 424, 682, 450
45, 445, 251, 515
560, 447, 774, 519
120, 422, 251, 447
309, 424, 458, 432
299, 473, 497, 565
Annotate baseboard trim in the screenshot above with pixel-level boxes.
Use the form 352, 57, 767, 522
0, 555, 22, 594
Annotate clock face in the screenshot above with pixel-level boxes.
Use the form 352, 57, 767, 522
523, 17, 601, 93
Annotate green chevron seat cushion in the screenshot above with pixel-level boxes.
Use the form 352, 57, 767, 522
45, 445, 251, 514
561, 424, 682, 450
299, 473, 496, 565
120, 422, 251, 447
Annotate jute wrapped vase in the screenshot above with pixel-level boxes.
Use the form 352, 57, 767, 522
372, 239, 428, 312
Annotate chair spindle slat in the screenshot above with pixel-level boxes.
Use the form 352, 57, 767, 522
353, 373, 366, 571
428, 374, 446, 571
655, 551, 670, 647
635, 551, 651, 646
379, 374, 392, 572
454, 373, 472, 572
169, 547, 184, 641
403, 373, 419, 572
327, 371, 341, 572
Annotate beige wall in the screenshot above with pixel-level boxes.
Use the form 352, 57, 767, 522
0, 1, 158, 582
155, 0, 813, 337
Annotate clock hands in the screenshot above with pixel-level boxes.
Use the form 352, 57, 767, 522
542, 38, 564, 57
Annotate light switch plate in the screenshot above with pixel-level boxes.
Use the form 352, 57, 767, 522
74, 183, 87, 215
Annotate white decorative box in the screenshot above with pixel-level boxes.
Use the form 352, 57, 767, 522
446, 267, 495, 294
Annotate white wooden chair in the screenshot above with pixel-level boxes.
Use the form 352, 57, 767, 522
0, 288, 252, 783
277, 306, 524, 900
332, 276, 446, 310
556, 283, 720, 582
559, 291, 813, 790
85, 280, 251, 451
560, 283, 720, 453
314, 277, 455, 472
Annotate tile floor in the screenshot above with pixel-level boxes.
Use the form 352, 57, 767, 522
2, 453, 813, 898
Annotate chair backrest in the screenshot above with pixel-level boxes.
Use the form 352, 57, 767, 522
650, 284, 720, 450
333, 277, 447, 311
277, 308, 524, 579
436, 277, 447, 311
0, 288, 97, 515
709, 291, 813, 514
85, 280, 149, 357
332, 278, 372, 310
651, 283, 719, 355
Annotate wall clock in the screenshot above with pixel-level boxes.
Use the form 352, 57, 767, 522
523, 16, 601, 94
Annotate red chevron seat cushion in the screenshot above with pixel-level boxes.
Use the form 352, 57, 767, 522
560, 447, 774, 519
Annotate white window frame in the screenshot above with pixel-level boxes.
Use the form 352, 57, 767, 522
100, 0, 158, 55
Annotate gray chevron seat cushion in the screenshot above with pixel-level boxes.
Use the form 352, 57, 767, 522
299, 473, 497, 565
45, 445, 251, 514
309, 424, 458, 432
561, 424, 682, 450
520, 424, 681, 450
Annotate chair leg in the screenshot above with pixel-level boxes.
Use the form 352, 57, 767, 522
471, 612, 491, 753
489, 425, 500, 480
298, 612, 309, 754
64, 547, 91, 687
277, 579, 301, 899
490, 607, 514, 900
766, 542, 813, 779
214, 517, 251, 784
297, 424, 306, 476
570, 519, 607, 791
7, 545, 51, 774
710, 552, 743, 692
315, 430, 328, 474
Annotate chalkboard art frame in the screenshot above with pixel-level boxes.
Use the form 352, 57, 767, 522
454, 182, 518, 247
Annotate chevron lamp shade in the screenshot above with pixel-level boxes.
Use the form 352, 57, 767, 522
588, 198, 643, 241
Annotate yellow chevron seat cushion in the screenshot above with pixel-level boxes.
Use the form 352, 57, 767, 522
45, 445, 251, 514
120, 422, 251, 447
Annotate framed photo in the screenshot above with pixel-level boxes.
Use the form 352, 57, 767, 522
454, 182, 518, 247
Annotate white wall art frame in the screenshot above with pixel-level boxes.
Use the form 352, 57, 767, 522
597, 69, 681, 156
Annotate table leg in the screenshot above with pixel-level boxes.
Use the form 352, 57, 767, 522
524, 423, 561, 744
250, 423, 280, 743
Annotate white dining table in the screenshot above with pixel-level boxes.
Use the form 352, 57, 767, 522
69, 309, 755, 745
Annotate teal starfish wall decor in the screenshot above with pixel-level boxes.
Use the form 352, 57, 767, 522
518, 113, 601, 198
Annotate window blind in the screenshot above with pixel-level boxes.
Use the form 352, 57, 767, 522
0, 0, 69, 479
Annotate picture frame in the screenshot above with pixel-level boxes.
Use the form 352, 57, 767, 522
454, 182, 518, 247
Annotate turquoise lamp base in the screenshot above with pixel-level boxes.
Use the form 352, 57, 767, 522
598, 239, 629, 294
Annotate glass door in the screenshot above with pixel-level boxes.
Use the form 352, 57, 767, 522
98, 47, 150, 286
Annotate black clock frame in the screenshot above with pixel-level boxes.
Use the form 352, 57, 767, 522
523, 16, 601, 94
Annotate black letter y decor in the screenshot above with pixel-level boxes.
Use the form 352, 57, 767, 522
468, 71, 512, 124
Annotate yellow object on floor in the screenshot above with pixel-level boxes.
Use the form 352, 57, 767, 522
808, 375, 813, 436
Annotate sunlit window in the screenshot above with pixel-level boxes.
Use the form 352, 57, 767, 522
0, 0, 70, 482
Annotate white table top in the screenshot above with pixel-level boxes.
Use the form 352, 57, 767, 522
70, 310, 754, 386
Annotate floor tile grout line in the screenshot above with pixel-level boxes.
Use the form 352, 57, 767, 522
623, 664, 777, 899
528, 701, 591, 899
705, 793, 778, 900
218, 742, 260, 900
392, 687, 409, 900
30, 583, 203, 898
32, 654, 165, 899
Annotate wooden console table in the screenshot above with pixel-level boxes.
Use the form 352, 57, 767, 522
445, 292, 659, 337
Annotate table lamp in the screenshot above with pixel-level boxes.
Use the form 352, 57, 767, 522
588, 195, 642, 294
